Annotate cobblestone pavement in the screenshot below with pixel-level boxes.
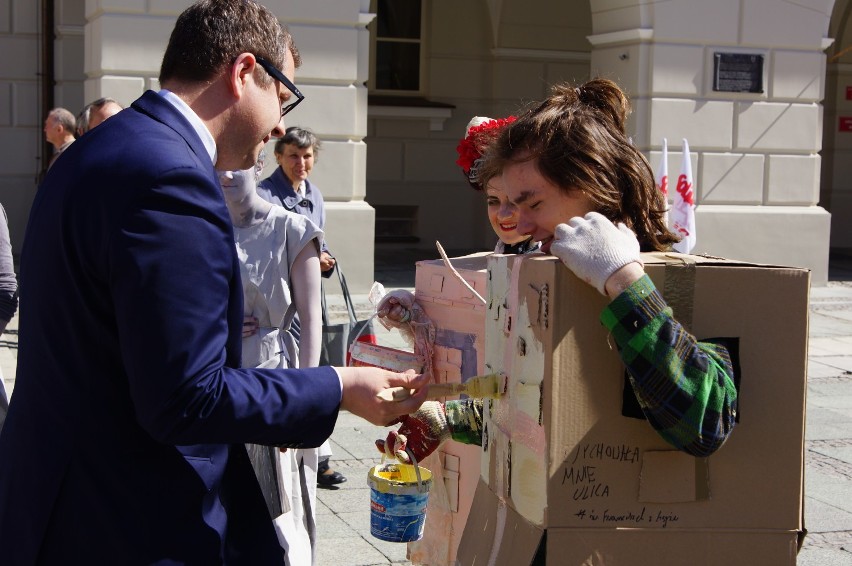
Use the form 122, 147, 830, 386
799, 280, 852, 565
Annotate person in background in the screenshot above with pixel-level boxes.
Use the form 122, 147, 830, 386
378, 78, 738, 467
76, 97, 124, 136
74, 107, 87, 138
0, 203, 17, 437
0, 1, 428, 563
377, 114, 538, 338
43, 107, 76, 169
456, 115, 538, 254
259, 126, 344, 487
220, 150, 324, 565
259, 127, 336, 276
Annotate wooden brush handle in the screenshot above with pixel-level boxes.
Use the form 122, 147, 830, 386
376, 383, 464, 402
425, 383, 465, 398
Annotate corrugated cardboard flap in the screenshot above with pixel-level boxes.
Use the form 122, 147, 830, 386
642, 251, 812, 272
456, 479, 543, 565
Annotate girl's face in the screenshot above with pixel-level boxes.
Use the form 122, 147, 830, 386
485, 176, 528, 246
217, 168, 256, 203
502, 158, 595, 254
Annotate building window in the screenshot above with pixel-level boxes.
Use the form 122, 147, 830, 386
374, 205, 419, 243
370, 0, 424, 94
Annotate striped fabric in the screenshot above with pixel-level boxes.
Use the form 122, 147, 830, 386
600, 275, 738, 456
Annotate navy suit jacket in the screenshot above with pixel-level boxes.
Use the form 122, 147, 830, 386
0, 91, 342, 565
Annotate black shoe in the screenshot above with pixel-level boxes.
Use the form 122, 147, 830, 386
317, 462, 347, 487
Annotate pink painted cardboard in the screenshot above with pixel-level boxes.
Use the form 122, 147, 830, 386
407, 252, 489, 566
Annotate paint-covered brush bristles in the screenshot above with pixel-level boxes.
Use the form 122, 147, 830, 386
426, 373, 502, 399
377, 373, 504, 402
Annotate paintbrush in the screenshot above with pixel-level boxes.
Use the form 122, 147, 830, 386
377, 373, 504, 402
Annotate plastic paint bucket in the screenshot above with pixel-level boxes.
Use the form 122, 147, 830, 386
368, 460, 432, 543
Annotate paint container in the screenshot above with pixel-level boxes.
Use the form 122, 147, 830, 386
368, 458, 433, 543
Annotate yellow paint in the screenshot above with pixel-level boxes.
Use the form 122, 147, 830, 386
512, 442, 547, 525
368, 463, 433, 492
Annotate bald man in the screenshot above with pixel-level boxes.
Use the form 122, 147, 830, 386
43, 107, 76, 169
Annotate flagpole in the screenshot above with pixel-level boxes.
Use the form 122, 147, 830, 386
655, 138, 669, 228
672, 138, 696, 254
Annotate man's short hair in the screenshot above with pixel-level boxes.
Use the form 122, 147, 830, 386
76, 98, 123, 135
159, 0, 300, 87
76, 104, 92, 136
90, 97, 122, 112
48, 108, 76, 135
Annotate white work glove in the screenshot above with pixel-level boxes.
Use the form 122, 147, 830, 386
550, 212, 642, 296
376, 289, 416, 324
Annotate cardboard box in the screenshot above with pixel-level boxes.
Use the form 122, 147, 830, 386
407, 253, 489, 565
457, 252, 810, 565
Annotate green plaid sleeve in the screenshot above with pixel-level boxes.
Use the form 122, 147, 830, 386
601, 275, 738, 457
445, 398, 485, 446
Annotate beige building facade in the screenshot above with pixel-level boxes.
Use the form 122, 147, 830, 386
0, 0, 849, 289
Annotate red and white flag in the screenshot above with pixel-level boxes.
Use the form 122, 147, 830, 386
655, 138, 669, 226
672, 138, 696, 253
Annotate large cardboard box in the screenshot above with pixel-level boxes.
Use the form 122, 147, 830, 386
458, 252, 810, 565
408, 253, 489, 565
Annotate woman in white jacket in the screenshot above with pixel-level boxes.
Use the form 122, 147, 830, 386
219, 152, 323, 565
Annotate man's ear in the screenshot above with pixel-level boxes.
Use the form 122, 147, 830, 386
229, 53, 256, 99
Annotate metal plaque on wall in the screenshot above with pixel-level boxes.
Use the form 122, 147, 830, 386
713, 53, 764, 94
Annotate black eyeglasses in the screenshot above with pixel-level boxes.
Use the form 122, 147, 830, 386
255, 56, 305, 117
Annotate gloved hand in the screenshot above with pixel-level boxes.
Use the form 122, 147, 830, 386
376, 289, 416, 325
550, 212, 642, 296
375, 401, 451, 464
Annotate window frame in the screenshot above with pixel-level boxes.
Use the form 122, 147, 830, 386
368, 0, 428, 97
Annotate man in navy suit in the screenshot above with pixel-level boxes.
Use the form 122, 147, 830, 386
0, 1, 427, 564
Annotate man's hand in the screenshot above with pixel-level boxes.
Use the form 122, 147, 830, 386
374, 401, 450, 464
550, 212, 643, 296
337, 367, 429, 426
320, 252, 336, 273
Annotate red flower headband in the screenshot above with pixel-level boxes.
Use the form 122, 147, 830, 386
455, 116, 516, 182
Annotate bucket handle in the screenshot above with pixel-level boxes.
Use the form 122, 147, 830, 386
350, 311, 380, 346
407, 449, 428, 494
380, 448, 429, 494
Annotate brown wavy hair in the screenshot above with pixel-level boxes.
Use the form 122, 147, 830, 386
481, 78, 678, 251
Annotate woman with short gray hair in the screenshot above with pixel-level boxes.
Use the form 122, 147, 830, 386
259, 127, 336, 277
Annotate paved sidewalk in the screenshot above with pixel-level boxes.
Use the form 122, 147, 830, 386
799, 280, 852, 565
1, 250, 851, 565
